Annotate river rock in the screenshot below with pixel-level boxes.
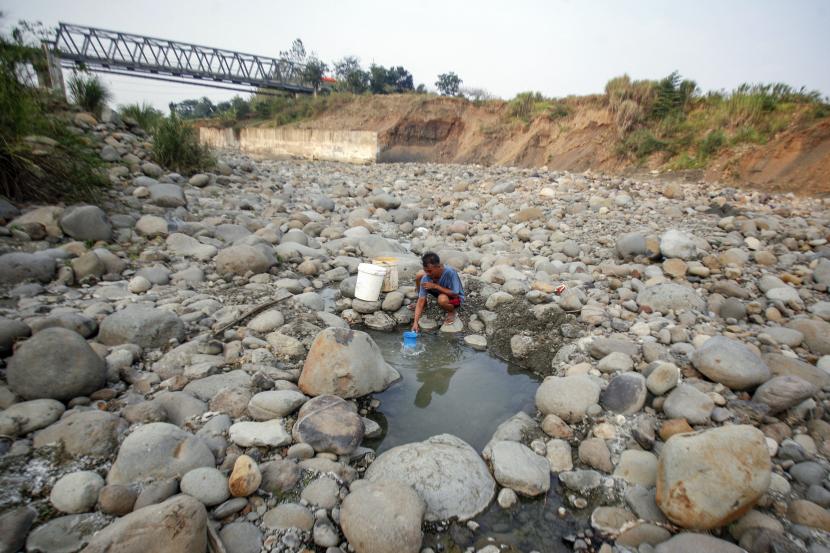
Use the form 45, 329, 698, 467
0, 316, 30, 356
535, 375, 601, 422
166, 233, 217, 260
0, 505, 36, 553
7, 327, 106, 401
787, 318, 830, 355
637, 283, 705, 314
229, 455, 261, 497
59, 205, 112, 242
26, 513, 107, 553
646, 362, 680, 395
50, 471, 105, 514
292, 395, 364, 454
660, 229, 698, 260
98, 484, 138, 516
81, 495, 206, 553
261, 503, 313, 531
219, 522, 262, 553
752, 375, 818, 414
180, 467, 229, 506
298, 328, 400, 398
662, 384, 714, 425
247, 390, 308, 419
215, 244, 277, 276
33, 410, 127, 457
148, 182, 186, 207
98, 305, 185, 349
788, 499, 830, 531
365, 434, 496, 521
614, 450, 658, 487
490, 440, 550, 496
107, 423, 214, 485
600, 372, 647, 414
764, 352, 830, 388
655, 533, 746, 553
341, 480, 425, 553
0, 398, 64, 436
656, 425, 771, 529
228, 420, 291, 447
0, 252, 56, 284
135, 214, 168, 237
691, 335, 771, 390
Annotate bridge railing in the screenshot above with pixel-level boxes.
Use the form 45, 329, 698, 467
53, 23, 315, 93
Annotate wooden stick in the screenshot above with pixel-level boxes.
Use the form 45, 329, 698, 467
210, 294, 291, 338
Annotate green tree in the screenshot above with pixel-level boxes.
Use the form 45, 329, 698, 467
436, 72, 462, 96
333, 56, 369, 93
302, 56, 329, 93
369, 64, 414, 94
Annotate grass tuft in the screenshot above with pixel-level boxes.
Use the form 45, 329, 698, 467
152, 115, 214, 174
67, 73, 111, 116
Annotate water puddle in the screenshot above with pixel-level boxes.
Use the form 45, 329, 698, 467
365, 330, 541, 453
365, 330, 579, 553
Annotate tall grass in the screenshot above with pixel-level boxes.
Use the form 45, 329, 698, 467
67, 73, 112, 116
119, 101, 164, 131
152, 115, 213, 174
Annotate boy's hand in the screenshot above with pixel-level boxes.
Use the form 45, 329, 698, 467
411, 321, 420, 332
421, 282, 437, 290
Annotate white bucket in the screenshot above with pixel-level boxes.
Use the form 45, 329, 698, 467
372, 256, 400, 292
355, 263, 388, 301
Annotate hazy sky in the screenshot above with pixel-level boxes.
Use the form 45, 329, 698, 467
3, 0, 829, 110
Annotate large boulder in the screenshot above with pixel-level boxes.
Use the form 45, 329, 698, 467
0, 252, 56, 285
34, 410, 127, 457
0, 399, 64, 436
215, 245, 277, 276
365, 434, 495, 521
659, 229, 698, 260
292, 395, 364, 455
59, 205, 112, 242
656, 425, 771, 529
298, 328, 400, 398
98, 305, 185, 349
752, 376, 818, 414
535, 375, 601, 423
7, 328, 106, 401
637, 283, 705, 314
107, 423, 214, 485
148, 183, 186, 208
691, 336, 771, 390
80, 495, 206, 553
340, 480, 425, 553
10, 205, 63, 237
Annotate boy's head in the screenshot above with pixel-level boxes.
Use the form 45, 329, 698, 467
421, 252, 443, 280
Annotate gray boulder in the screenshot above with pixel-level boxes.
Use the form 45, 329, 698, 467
659, 229, 698, 260
81, 495, 207, 553
298, 328, 400, 398
600, 372, 647, 414
107, 423, 214, 485
752, 376, 817, 414
0, 398, 64, 436
59, 205, 112, 242
219, 522, 262, 553
0, 506, 36, 553
662, 384, 714, 425
248, 390, 308, 420
7, 327, 106, 401
50, 471, 105, 514
25, 513, 107, 553
0, 316, 30, 356
98, 305, 185, 349
340, 480, 425, 553
365, 434, 495, 521
0, 252, 56, 284
691, 336, 771, 390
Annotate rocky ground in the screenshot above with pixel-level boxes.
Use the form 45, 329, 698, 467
1, 111, 830, 553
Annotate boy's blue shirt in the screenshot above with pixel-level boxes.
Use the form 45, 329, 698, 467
419, 265, 464, 300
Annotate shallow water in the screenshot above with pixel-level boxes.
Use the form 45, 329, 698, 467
365, 330, 579, 552
365, 330, 541, 453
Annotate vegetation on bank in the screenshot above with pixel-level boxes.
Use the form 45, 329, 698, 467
0, 22, 107, 203
152, 115, 214, 174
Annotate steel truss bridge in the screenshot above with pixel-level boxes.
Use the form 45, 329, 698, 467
51, 23, 316, 94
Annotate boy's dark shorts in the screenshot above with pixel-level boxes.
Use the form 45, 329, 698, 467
427, 289, 462, 307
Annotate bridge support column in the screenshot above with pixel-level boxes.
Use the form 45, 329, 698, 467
41, 43, 66, 98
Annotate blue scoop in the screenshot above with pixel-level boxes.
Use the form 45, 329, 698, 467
403, 331, 419, 348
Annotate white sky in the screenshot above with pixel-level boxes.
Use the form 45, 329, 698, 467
3, 0, 829, 111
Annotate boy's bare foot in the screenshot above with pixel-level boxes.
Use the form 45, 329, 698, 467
407, 303, 416, 311
444, 313, 457, 325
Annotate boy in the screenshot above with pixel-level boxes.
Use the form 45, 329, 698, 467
411, 252, 464, 332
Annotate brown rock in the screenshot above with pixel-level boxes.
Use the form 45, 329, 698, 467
541, 413, 573, 439
229, 455, 262, 497
659, 419, 693, 442
788, 500, 830, 531
98, 484, 137, 516
208, 387, 252, 418
291, 395, 364, 455
578, 438, 613, 473
662, 259, 688, 278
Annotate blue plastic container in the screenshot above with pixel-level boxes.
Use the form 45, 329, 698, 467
403, 331, 419, 348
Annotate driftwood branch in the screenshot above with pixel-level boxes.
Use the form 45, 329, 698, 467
210, 294, 292, 338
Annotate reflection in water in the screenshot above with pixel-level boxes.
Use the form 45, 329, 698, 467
365, 330, 541, 453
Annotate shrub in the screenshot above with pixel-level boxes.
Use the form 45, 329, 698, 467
152, 115, 213, 174
119, 101, 164, 131
698, 129, 726, 157
509, 91, 545, 122
67, 73, 111, 115
619, 129, 667, 158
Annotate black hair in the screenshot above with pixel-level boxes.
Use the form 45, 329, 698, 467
421, 252, 441, 267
